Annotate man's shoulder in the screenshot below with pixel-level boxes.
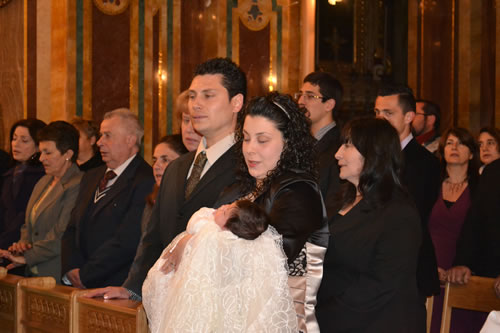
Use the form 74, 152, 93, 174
81, 164, 106, 183
165, 151, 196, 174
404, 138, 438, 165
131, 154, 153, 174
316, 125, 341, 152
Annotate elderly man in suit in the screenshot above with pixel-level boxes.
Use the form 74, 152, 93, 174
61, 109, 154, 288
84, 57, 246, 300
375, 84, 441, 332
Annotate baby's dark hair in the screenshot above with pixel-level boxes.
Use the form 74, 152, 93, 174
225, 200, 269, 240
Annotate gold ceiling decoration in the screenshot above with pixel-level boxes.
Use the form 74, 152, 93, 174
236, 0, 272, 31
93, 0, 130, 16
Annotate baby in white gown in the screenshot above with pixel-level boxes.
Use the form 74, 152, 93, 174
142, 200, 298, 333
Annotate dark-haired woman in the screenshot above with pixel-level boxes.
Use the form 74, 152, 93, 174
0, 119, 46, 255
478, 127, 500, 174
316, 117, 422, 332
0, 121, 82, 282
71, 117, 103, 171
429, 128, 483, 333
207, 92, 326, 332
141, 135, 188, 231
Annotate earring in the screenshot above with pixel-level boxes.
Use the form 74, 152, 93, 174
66, 158, 69, 161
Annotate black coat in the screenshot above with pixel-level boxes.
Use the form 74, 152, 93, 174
402, 138, 441, 296
123, 146, 238, 296
454, 158, 500, 277
0, 163, 45, 250
316, 192, 422, 332
316, 125, 341, 220
61, 154, 154, 288
216, 170, 327, 263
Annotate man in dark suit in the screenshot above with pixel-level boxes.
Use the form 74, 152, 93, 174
296, 71, 342, 218
84, 58, 247, 300
375, 84, 441, 331
61, 109, 154, 288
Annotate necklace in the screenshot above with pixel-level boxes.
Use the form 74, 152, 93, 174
444, 177, 467, 194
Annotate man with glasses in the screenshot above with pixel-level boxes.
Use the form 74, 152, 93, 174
411, 99, 441, 153
296, 71, 343, 219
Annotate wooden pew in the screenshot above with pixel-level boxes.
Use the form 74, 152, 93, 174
72, 290, 148, 333
1, 272, 148, 333
16, 277, 76, 333
440, 276, 500, 333
0, 269, 24, 333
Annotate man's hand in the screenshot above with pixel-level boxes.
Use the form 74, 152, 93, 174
8, 242, 32, 254
0, 249, 26, 270
83, 287, 131, 300
438, 267, 447, 283
446, 266, 472, 285
67, 268, 85, 289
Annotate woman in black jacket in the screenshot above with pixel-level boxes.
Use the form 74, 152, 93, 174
216, 92, 326, 332
0, 119, 46, 252
316, 117, 422, 332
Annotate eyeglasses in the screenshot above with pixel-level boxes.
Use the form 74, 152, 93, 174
293, 92, 327, 102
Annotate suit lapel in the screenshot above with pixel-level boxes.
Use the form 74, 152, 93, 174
32, 181, 63, 223
175, 151, 195, 205
80, 168, 105, 215
90, 155, 139, 218
183, 146, 235, 204
25, 176, 51, 223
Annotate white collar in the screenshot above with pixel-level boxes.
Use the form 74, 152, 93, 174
195, 133, 235, 167
106, 153, 136, 179
401, 133, 413, 150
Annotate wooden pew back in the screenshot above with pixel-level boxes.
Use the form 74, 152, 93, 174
0, 273, 148, 333
440, 276, 500, 333
72, 291, 148, 333
16, 277, 75, 333
0, 269, 23, 333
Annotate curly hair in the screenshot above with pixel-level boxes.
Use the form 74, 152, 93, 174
337, 117, 405, 210
234, 92, 317, 197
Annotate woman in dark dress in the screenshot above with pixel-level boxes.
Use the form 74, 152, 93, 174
183, 92, 326, 332
0, 119, 46, 253
316, 117, 422, 333
429, 127, 482, 333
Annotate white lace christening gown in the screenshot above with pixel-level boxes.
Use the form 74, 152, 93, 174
142, 207, 298, 333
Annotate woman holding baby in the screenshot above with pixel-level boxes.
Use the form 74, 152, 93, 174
146, 92, 326, 332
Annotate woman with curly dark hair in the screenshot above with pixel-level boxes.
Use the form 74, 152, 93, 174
316, 117, 422, 332
216, 91, 327, 332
